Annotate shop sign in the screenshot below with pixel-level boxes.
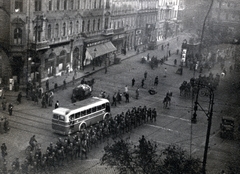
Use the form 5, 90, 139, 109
112, 34, 125, 40
87, 39, 110, 47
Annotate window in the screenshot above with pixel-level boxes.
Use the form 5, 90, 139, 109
94, 0, 97, 8
49, 0, 52, 11
92, 107, 96, 112
76, 21, 79, 33
59, 115, 65, 121
97, 105, 102, 110
87, 109, 91, 114
70, 0, 74, 10
77, 0, 80, 9
63, 23, 66, 36
69, 115, 75, 120
82, 21, 85, 32
47, 24, 51, 39
35, 26, 41, 42
97, 19, 100, 30
15, 0, 23, 12
64, 0, 67, 10
83, 0, 86, 9
93, 19, 95, 31
35, 0, 42, 11
14, 28, 22, 44
101, 104, 106, 109
69, 21, 73, 35
81, 110, 86, 116
75, 112, 81, 118
53, 114, 58, 119
87, 20, 90, 32
99, 0, 102, 8
55, 23, 59, 37
57, 0, 60, 10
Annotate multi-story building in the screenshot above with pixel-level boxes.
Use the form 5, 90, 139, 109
135, 0, 158, 50
157, 0, 180, 41
208, 0, 240, 43
106, 0, 138, 54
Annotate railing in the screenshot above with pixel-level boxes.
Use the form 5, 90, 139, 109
102, 28, 114, 36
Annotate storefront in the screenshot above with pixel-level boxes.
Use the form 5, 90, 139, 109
112, 33, 125, 54
83, 39, 117, 68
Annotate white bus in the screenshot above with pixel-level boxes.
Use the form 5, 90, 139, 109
52, 97, 111, 135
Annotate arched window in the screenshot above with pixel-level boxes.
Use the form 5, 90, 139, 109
55, 23, 59, 37
69, 21, 73, 35
87, 20, 90, 32
76, 21, 79, 33
97, 19, 100, 30
15, 0, 23, 12
99, 0, 102, 8
14, 28, 22, 44
82, 21, 85, 32
63, 23, 66, 36
83, 0, 86, 9
48, 24, 51, 39
94, 0, 97, 8
93, 19, 95, 31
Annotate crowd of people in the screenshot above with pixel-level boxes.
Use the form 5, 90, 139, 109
0, 106, 157, 174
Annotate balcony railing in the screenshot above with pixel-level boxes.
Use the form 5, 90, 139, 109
102, 28, 114, 36
31, 41, 49, 51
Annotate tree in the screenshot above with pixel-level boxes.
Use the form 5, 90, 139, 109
101, 137, 202, 174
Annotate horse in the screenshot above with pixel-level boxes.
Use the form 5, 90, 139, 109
163, 96, 171, 109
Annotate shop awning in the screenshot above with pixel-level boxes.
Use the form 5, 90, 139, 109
87, 41, 117, 58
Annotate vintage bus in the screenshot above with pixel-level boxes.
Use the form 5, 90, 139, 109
52, 97, 111, 135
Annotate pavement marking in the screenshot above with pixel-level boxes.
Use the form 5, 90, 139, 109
145, 124, 179, 133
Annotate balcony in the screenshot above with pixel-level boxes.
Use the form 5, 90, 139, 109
31, 41, 49, 51
102, 28, 114, 36
113, 27, 124, 34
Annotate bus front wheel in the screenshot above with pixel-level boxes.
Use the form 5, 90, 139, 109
104, 114, 110, 120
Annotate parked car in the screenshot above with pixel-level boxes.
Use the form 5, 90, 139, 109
220, 116, 234, 139
71, 84, 92, 103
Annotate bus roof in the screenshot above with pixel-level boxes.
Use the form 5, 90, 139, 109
53, 97, 109, 115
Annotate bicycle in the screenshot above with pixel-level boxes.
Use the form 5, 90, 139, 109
25, 143, 41, 156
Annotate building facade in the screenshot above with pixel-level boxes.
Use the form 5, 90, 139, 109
209, 0, 240, 43
0, 0, 183, 86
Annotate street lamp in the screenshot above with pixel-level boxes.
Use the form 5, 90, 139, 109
191, 81, 214, 174
93, 48, 97, 71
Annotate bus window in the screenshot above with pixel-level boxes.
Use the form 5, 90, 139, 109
59, 115, 65, 121
69, 114, 74, 120
87, 109, 91, 114
101, 104, 106, 109
75, 112, 81, 118
92, 107, 96, 112
53, 114, 58, 119
97, 105, 102, 110
81, 110, 86, 116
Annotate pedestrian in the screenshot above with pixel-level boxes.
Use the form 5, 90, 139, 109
132, 78, 135, 87
112, 93, 117, 106
8, 103, 13, 116
116, 90, 122, 104
3, 118, 10, 133
174, 59, 177, 66
125, 85, 128, 94
46, 79, 49, 91
154, 76, 158, 86
147, 53, 150, 61
144, 71, 147, 79
125, 92, 129, 103
136, 88, 139, 99
141, 79, 145, 88
72, 75, 75, 85
17, 92, 22, 104
63, 79, 67, 89
1, 143, 7, 159
164, 67, 167, 77
55, 101, 59, 109
152, 108, 157, 122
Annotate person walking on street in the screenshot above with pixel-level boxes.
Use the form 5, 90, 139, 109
144, 71, 147, 79
141, 79, 145, 88
125, 92, 129, 103
2, 97, 6, 110
116, 90, 122, 104
125, 85, 128, 94
17, 92, 22, 104
63, 79, 67, 89
8, 103, 13, 116
136, 88, 139, 99
72, 75, 75, 85
164, 67, 167, 77
1, 143, 7, 159
112, 92, 117, 106
55, 101, 59, 109
3, 118, 10, 133
132, 78, 135, 87
46, 79, 49, 91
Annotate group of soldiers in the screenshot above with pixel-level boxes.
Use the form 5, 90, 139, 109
0, 106, 157, 174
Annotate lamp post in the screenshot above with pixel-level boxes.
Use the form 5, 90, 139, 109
93, 48, 97, 71
191, 81, 214, 174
